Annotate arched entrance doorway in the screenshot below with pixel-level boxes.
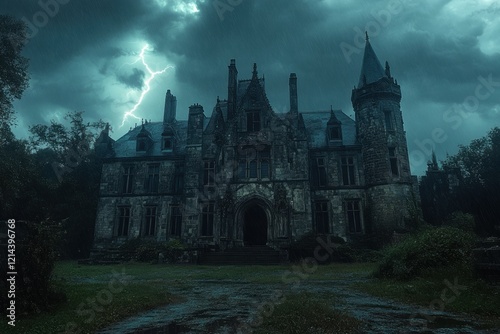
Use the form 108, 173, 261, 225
243, 205, 268, 246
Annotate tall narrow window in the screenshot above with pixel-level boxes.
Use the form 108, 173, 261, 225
172, 173, 184, 193
203, 161, 215, 186
201, 203, 214, 236
238, 146, 271, 179
389, 147, 399, 176
246, 111, 261, 132
170, 205, 182, 236
145, 164, 160, 193
314, 201, 329, 234
144, 206, 157, 236
260, 150, 270, 178
341, 157, 356, 185
122, 165, 134, 194
117, 207, 131, 236
384, 110, 394, 132
346, 200, 362, 233
315, 158, 327, 187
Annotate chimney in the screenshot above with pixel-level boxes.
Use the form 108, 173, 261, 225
227, 59, 238, 119
289, 73, 298, 113
163, 89, 177, 123
187, 104, 204, 145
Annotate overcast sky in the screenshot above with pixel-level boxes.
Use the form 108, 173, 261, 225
3, 0, 500, 175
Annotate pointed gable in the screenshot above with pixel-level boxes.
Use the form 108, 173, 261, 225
358, 34, 387, 88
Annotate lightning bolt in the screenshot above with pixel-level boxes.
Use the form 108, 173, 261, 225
120, 44, 173, 127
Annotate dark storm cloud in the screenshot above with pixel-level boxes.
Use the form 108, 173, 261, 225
3, 0, 500, 175
117, 68, 145, 90
2, 0, 151, 73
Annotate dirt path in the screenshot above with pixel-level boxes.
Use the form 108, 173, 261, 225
97, 274, 498, 334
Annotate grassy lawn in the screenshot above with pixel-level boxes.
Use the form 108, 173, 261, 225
53, 260, 375, 284
355, 267, 500, 325
1, 276, 179, 333
0, 261, 374, 333
254, 292, 362, 334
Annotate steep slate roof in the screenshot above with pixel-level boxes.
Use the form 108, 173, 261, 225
301, 110, 357, 148
237, 78, 265, 104
112, 109, 356, 157
358, 39, 387, 88
113, 121, 188, 158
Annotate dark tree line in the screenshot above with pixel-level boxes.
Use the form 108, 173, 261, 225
0, 15, 106, 315
420, 127, 500, 236
0, 14, 106, 259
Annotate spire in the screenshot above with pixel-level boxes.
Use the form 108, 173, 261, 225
357, 33, 387, 88
328, 107, 341, 124
385, 61, 391, 78
431, 151, 438, 169
252, 63, 258, 80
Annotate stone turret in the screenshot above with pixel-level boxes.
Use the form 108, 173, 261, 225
351, 33, 414, 232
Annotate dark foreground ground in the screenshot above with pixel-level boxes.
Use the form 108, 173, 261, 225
2, 262, 499, 333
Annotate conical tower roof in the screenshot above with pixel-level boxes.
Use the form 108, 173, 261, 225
358, 33, 387, 88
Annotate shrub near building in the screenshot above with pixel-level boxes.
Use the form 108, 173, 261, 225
374, 226, 477, 280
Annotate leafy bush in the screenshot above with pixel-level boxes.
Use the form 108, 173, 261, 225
288, 233, 382, 263
374, 226, 477, 280
119, 238, 186, 263
445, 211, 476, 232
1, 220, 66, 315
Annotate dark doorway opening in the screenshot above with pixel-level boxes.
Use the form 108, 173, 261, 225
243, 205, 268, 246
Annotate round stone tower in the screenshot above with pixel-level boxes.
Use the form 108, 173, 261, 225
351, 33, 414, 233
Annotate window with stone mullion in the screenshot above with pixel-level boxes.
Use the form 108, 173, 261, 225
144, 206, 157, 236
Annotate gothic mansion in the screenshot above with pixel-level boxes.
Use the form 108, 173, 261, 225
93, 38, 416, 249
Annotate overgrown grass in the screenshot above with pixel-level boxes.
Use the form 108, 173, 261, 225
374, 226, 477, 280
0, 261, 374, 333
254, 292, 362, 334
0, 279, 178, 334
52, 261, 376, 284
357, 226, 500, 327
356, 266, 500, 325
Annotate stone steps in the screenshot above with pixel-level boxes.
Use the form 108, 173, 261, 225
199, 246, 284, 265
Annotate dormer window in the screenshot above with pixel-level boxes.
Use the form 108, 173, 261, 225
136, 124, 152, 153
328, 125, 342, 141
327, 109, 342, 145
162, 136, 173, 151
136, 138, 147, 152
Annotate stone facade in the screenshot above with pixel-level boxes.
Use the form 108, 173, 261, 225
93, 38, 417, 249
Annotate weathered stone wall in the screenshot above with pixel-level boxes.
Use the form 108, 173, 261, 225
365, 183, 414, 232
